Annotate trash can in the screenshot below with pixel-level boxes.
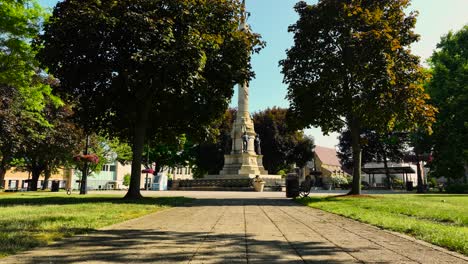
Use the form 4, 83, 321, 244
286, 173, 300, 198
51, 181, 60, 192
406, 181, 414, 191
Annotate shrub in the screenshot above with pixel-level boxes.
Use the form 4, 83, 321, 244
277, 170, 287, 176
331, 174, 348, 186
123, 174, 130, 186
445, 184, 468, 194
428, 177, 438, 188
393, 178, 404, 189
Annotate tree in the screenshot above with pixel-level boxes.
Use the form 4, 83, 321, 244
253, 107, 314, 174
0, 86, 22, 188
17, 103, 82, 191
38, 0, 263, 198
0, 0, 57, 188
427, 26, 468, 182
338, 129, 408, 188
146, 134, 195, 174
281, 0, 436, 195
192, 109, 236, 177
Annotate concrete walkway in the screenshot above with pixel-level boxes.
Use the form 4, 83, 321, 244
1, 192, 467, 264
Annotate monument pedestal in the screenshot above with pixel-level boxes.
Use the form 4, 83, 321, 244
207, 153, 281, 180
220, 153, 268, 175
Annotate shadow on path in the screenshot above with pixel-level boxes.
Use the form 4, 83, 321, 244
10, 229, 357, 264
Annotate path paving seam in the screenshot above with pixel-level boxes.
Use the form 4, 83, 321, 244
276, 205, 365, 263
293, 205, 468, 263
188, 205, 228, 264
291, 206, 420, 264
258, 205, 307, 263
243, 202, 249, 264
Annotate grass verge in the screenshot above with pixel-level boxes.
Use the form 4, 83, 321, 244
0, 192, 192, 257
297, 194, 468, 255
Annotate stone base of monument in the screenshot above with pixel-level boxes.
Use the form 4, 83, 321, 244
170, 175, 284, 191
204, 174, 282, 180
217, 153, 276, 177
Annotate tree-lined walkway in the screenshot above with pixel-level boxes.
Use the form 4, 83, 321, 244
2, 196, 467, 263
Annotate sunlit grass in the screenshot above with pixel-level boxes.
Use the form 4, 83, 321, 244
298, 194, 468, 255
0, 192, 191, 257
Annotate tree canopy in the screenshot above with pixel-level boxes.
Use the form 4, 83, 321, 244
253, 107, 314, 174
427, 25, 468, 182
38, 0, 263, 198
0, 0, 57, 188
17, 103, 82, 191
281, 0, 436, 194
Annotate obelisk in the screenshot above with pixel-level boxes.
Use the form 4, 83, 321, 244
218, 0, 269, 178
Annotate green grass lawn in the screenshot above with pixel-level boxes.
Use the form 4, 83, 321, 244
298, 194, 468, 256
0, 192, 191, 257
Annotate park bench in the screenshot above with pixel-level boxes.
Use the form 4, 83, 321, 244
298, 177, 312, 197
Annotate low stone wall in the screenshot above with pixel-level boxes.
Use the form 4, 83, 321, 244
170, 178, 285, 191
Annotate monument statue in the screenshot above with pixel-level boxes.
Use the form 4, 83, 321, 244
254, 135, 261, 155
242, 132, 249, 153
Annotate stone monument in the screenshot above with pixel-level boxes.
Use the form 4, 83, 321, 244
209, 0, 279, 180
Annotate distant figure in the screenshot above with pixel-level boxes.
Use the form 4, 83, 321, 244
254, 135, 261, 155
242, 132, 249, 152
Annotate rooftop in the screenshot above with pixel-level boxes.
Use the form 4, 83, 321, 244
315, 146, 341, 167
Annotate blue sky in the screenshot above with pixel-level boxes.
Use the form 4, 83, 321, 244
38, 0, 467, 148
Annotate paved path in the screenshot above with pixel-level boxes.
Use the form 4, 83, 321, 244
1, 193, 467, 264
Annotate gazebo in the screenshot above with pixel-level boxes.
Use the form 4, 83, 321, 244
362, 166, 415, 187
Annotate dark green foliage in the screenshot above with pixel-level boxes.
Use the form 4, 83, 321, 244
445, 184, 468, 194
338, 129, 408, 169
427, 26, 468, 182
253, 107, 314, 174
192, 109, 236, 177
37, 0, 263, 198
142, 134, 196, 174
17, 103, 83, 191
338, 128, 408, 188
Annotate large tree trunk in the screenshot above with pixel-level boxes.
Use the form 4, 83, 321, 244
0, 156, 10, 189
349, 119, 362, 195
124, 117, 148, 199
29, 166, 43, 191
42, 164, 51, 190
0, 168, 6, 189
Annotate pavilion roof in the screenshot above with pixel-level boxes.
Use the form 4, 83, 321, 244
362, 166, 415, 174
